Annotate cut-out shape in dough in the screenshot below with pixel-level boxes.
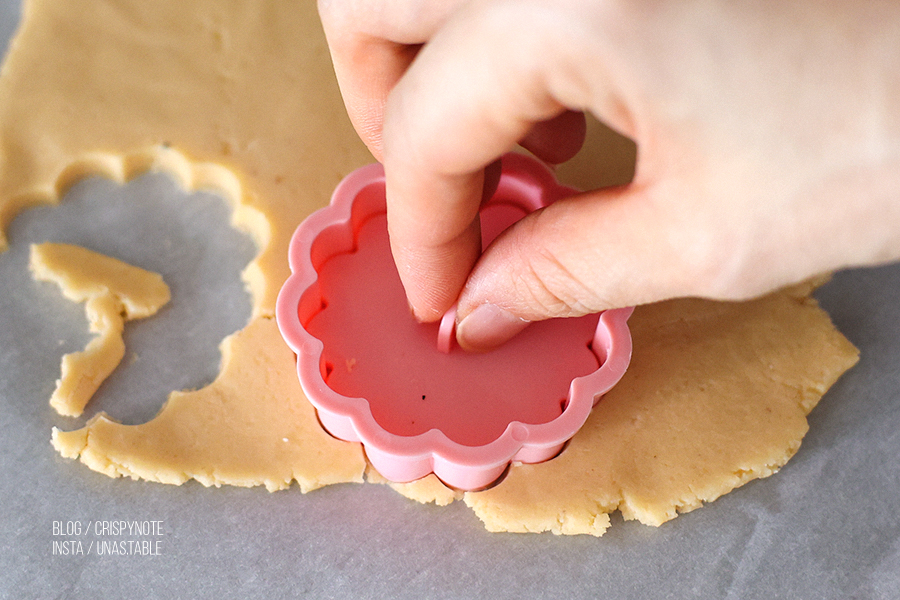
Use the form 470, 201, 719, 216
30, 242, 170, 417
51, 316, 367, 493
0, 0, 859, 534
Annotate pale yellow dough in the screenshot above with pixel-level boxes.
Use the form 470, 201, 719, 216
464, 283, 857, 534
51, 316, 365, 493
30, 242, 171, 417
0, 0, 858, 533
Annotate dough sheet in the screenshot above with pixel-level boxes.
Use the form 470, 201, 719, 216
1, 0, 858, 534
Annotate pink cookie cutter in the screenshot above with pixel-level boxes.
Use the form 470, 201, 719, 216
276, 153, 633, 491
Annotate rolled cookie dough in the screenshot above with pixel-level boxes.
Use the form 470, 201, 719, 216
0, 0, 858, 533
463, 283, 857, 534
30, 242, 170, 417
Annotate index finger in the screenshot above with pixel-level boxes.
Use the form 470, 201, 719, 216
317, 0, 461, 159
381, 2, 589, 321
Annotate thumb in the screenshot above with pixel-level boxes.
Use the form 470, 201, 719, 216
455, 183, 721, 351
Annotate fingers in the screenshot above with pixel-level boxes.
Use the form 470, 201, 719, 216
325, 38, 420, 161
320, 0, 900, 353
382, 2, 594, 321
454, 184, 718, 351
317, 0, 461, 159
519, 110, 587, 165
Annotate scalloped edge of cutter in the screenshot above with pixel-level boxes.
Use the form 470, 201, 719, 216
276, 153, 633, 490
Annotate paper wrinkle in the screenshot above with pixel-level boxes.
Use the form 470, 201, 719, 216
720, 510, 775, 600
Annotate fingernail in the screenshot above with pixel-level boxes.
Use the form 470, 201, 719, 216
456, 303, 529, 352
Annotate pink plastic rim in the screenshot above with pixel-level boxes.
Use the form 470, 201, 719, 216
276, 153, 633, 491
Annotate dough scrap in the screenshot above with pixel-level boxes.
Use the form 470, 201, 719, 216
30, 242, 171, 417
0, 0, 858, 533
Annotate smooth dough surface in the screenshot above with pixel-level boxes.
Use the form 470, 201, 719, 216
464, 283, 857, 534
30, 242, 171, 417
0, 0, 858, 533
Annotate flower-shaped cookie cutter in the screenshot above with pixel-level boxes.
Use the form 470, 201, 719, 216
276, 153, 633, 491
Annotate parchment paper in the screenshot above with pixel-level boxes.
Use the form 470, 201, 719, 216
0, 2, 897, 597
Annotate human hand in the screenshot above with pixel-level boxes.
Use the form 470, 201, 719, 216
318, 0, 900, 351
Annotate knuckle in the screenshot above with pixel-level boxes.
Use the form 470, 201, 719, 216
510, 217, 600, 318
669, 216, 761, 301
